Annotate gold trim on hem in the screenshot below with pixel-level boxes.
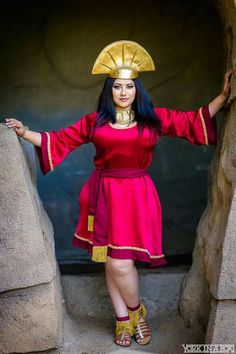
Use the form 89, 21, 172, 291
108, 243, 165, 259
46, 132, 54, 171
74, 233, 165, 259
74, 233, 93, 244
199, 108, 209, 145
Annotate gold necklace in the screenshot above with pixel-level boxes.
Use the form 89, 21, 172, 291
115, 110, 135, 125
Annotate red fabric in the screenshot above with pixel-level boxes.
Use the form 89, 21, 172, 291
72, 237, 168, 266
201, 105, 217, 144
35, 132, 50, 175
35, 105, 217, 266
155, 105, 217, 145
88, 168, 148, 248
36, 112, 95, 174
116, 316, 130, 321
127, 303, 140, 311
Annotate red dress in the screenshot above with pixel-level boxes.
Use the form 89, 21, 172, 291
36, 105, 217, 266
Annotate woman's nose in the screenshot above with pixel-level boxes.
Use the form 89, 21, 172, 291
121, 87, 126, 95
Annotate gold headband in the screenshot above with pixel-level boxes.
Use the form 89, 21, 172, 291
92, 40, 155, 79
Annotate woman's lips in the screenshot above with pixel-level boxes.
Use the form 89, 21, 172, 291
119, 98, 129, 102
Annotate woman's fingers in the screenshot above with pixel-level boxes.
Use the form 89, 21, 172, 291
5, 118, 19, 122
5, 118, 25, 137
221, 69, 234, 99
5, 118, 22, 128
225, 69, 234, 81
224, 71, 231, 82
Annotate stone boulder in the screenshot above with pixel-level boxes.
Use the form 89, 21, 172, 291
0, 125, 63, 353
179, 0, 236, 345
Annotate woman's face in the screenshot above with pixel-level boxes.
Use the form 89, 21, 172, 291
112, 79, 136, 111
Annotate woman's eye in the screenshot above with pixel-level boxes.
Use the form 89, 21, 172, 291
112, 84, 134, 89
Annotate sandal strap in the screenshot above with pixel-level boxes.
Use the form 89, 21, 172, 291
128, 304, 151, 345
128, 303, 147, 328
115, 320, 134, 336
135, 320, 151, 339
115, 331, 132, 347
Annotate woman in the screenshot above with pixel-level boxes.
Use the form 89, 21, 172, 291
5, 40, 233, 348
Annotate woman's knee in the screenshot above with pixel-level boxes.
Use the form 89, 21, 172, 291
106, 257, 134, 276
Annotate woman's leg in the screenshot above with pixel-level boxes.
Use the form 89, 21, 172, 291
105, 263, 132, 346
105, 257, 138, 346
105, 256, 151, 346
105, 256, 140, 309
105, 262, 130, 317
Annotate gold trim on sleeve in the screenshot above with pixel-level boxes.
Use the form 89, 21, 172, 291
199, 108, 209, 145
45, 132, 54, 171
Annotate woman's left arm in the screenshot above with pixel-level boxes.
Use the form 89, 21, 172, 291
208, 69, 234, 118
155, 69, 234, 146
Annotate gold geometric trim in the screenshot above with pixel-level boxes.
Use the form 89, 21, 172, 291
88, 215, 94, 232
74, 233, 165, 259
46, 132, 54, 171
92, 245, 108, 262
199, 107, 209, 145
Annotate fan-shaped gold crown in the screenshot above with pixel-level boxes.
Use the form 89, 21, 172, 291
92, 40, 155, 79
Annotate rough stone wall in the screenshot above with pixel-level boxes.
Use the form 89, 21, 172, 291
0, 125, 64, 353
179, 0, 236, 346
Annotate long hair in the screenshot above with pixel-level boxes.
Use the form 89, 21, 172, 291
95, 77, 162, 138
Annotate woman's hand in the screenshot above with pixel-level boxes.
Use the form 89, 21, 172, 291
208, 69, 234, 118
220, 69, 234, 101
5, 118, 26, 137
5, 118, 42, 146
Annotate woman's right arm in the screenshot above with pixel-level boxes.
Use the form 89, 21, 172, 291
5, 118, 41, 147
5, 112, 96, 175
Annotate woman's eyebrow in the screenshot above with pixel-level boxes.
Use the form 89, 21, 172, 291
113, 83, 134, 86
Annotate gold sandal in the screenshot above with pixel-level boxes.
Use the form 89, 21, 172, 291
114, 319, 134, 347
128, 303, 151, 346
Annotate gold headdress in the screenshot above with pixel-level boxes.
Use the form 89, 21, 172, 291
92, 40, 155, 79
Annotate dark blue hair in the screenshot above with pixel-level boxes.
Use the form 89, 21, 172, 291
95, 77, 162, 138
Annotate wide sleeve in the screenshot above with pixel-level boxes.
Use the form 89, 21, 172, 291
154, 104, 217, 145
35, 112, 97, 175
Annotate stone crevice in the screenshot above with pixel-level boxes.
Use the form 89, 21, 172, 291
179, 0, 236, 345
